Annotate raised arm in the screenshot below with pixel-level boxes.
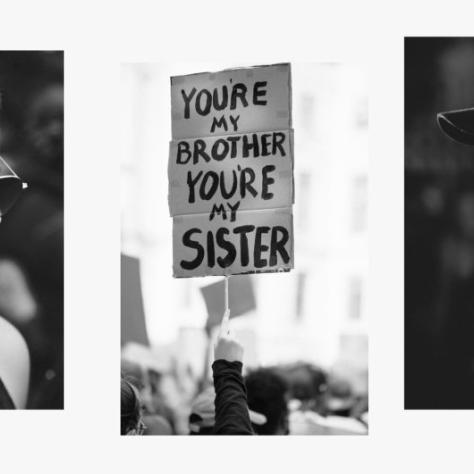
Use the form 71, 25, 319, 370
212, 333, 253, 435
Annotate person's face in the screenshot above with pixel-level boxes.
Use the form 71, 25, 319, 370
25, 84, 64, 168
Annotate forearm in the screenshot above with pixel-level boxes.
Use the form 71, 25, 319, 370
212, 360, 253, 435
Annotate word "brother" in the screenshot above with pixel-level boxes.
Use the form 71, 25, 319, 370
175, 132, 287, 165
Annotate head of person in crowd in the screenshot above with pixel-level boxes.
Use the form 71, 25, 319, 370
188, 385, 266, 435
0, 51, 63, 189
24, 83, 63, 172
326, 375, 356, 417
245, 368, 289, 435
278, 363, 328, 414
121, 378, 145, 435
121, 358, 145, 390
188, 386, 216, 435
142, 414, 173, 435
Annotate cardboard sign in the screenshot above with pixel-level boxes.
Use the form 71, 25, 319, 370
173, 207, 293, 277
121, 254, 149, 346
169, 64, 294, 278
171, 64, 292, 139
201, 274, 256, 329
168, 129, 294, 216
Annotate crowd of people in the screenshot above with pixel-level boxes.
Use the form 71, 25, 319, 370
0, 51, 63, 409
121, 325, 368, 436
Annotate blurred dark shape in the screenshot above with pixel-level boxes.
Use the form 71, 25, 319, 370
121, 359, 145, 390
0, 156, 23, 216
201, 274, 256, 331
121, 254, 149, 347
121, 360, 176, 434
144, 368, 176, 433
188, 385, 218, 435
405, 38, 474, 408
121, 378, 144, 435
275, 362, 328, 413
142, 414, 173, 435
326, 376, 355, 417
245, 367, 289, 435
0, 51, 63, 409
438, 108, 474, 146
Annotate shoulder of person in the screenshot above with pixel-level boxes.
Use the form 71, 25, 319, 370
0, 317, 30, 408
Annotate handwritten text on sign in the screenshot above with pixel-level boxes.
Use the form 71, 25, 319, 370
168, 129, 294, 216
173, 208, 293, 276
171, 64, 291, 139
169, 64, 294, 277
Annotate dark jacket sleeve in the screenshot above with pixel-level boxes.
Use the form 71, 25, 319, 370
212, 359, 254, 435
0, 378, 15, 409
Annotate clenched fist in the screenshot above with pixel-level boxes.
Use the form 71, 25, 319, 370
214, 335, 243, 363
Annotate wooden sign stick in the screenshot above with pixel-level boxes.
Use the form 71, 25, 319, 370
220, 275, 231, 336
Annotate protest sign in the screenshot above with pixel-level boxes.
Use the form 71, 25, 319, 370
171, 64, 292, 139
169, 64, 294, 278
168, 129, 294, 216
173, 207, 293, 277
201, 274, 256, 330
121, 254, 149, 346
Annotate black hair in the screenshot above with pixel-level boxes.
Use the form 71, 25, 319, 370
245, 368, 289, 435
121, 378, 141, 435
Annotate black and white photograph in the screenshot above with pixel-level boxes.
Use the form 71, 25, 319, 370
405, 37, 474, 409
0, 51, 63, 409
120, 62, 368, 435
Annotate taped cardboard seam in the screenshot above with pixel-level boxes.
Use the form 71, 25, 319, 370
172, 206, 293, 222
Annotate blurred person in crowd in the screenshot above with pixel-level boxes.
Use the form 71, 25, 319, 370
0, 51, 63, 409
285, 371, 367, 435
140, 374, 177, 434
326, 375, 357, 417
0, 311, 29, 409
121, 358, 145, 390
121, 374, 173, 436
142, 414, 173, 436
245, 368, 290, 435
288, 402, 367, 435
121, 378, 146, 435
270, 363, 367, 434
189, 386, 218, 435
277, 363, 329, 414
121, 357, 177, 434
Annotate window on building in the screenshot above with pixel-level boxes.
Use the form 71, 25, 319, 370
350, 175, 368, 232
348, 277, 363, 321
297, 171, 312, 232
295, 271, 307, 322
355, 97, 368, 129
